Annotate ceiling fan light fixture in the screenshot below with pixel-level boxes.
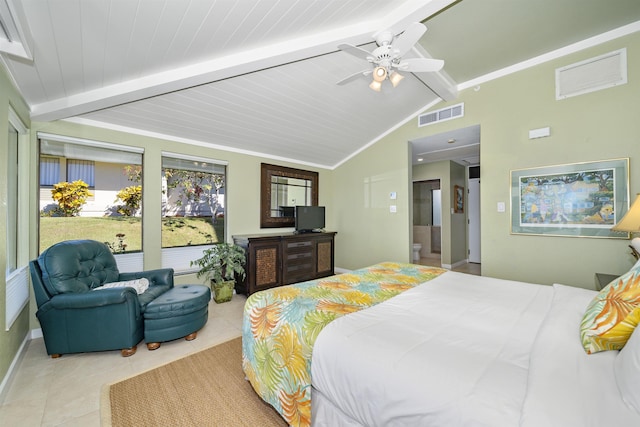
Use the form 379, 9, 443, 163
336, 23, 444, 92
389, 71, 404, 87
372, 66, 387, 82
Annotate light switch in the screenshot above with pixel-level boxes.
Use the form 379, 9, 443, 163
390, 205, 397, 213
390, 192, 397, 200
497, 202, 506, 212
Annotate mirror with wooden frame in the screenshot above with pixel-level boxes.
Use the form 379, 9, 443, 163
260, 163, 318, 228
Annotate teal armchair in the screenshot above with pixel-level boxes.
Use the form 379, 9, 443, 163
29, 240, 174, 357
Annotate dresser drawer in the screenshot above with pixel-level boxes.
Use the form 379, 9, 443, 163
285, 240, 313, 250
283, 262, 315, 284
285, 251, 313, 262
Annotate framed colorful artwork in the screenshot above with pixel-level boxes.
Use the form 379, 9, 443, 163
510, 158, 629, 238
454, 185, 464, 213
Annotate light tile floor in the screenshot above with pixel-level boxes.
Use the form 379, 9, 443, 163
416, 254, 481, 276
0, 295, 247, 427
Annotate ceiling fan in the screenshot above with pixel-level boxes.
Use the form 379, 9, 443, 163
336, 22, 444, 92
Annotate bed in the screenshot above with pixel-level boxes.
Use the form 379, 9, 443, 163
242, 262, 640, 426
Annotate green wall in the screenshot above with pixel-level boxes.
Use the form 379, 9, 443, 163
333, 31, 640, 288
0, 65, 31, 386
475, 33, 640, 287
330, 129, 412, 269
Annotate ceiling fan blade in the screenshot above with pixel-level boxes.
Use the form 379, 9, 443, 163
396, 58, 444, 73
336, 69, 372, 85
392, 22, 427, 57
337, 44, 373, 61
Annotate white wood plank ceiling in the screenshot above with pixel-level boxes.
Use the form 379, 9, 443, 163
2, 0, 640, 168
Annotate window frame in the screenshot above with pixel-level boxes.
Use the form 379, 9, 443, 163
7, 122, 18, 275
6, 107, 29, 330
37, 133, 145, 269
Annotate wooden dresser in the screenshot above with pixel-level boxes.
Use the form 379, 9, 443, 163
232, 232, 336, 295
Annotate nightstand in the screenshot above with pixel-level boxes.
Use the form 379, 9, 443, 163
594, 273, 620, 291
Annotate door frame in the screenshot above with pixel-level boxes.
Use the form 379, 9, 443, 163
467, 177, 481, 263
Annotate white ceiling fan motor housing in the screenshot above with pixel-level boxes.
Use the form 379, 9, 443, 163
374, 30, 394, 46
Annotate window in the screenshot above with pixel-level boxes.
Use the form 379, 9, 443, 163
7, 124, 18, 274
161, 153, 227, 271
6, 107, 29, 329
67, 159, 95, 187
39, 157, 60, 186
38, 134, 144, 256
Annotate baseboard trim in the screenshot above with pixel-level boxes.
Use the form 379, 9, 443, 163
439, 258, 475, 271
0, 331, 30, 405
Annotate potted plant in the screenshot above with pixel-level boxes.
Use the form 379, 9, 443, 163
190, 243, 246, 303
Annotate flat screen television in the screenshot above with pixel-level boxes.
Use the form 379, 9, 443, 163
295, 206, 325, 233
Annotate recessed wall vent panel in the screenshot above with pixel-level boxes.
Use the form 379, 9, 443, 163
556, 48, 627, 100
418, 103, 464, 127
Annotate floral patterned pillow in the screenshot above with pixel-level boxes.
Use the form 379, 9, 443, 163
581, 264, 640, 354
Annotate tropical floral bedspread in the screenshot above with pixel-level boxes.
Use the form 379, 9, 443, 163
241, 262, 446, 427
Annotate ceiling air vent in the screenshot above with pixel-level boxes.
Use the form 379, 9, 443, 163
418, 103, 464, 127
556, 48, 627, 100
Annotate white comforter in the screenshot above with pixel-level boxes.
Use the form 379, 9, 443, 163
519, 283, 640, 427
310, 271, 640, 426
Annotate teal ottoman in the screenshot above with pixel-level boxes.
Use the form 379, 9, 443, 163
143, 285, 211, 350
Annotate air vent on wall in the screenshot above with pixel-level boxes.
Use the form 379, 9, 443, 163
418, 103, 464, 127
556, 48, 627, 100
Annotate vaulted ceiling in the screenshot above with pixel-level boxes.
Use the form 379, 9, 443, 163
2, 0, 640, 169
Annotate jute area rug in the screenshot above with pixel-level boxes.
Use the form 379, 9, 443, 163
101, 337, 287, 426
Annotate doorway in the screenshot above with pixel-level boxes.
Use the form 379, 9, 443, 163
412, 179, 441, 263
431, 188, 442, 254
468, 175, 481, 263
410, 124, 481, 272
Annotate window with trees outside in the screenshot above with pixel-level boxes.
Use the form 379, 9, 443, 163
161, 153, 226, 271
38, 135, 144, 260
